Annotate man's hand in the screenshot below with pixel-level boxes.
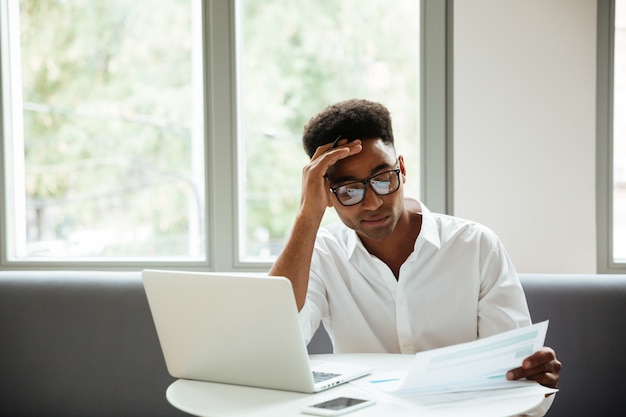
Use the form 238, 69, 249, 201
507, 346, 562, 391
269, 138, 362, 311
300, 139, 362, 216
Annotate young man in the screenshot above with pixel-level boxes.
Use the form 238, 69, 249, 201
269, 99, 560, 412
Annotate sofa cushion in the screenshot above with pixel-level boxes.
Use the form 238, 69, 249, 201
0, 271, 186, 417
2, 271, 626, 417
521, 273, 626, 417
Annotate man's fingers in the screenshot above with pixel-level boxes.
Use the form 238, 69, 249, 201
311, 139, 362, 161
506, 347, 562, 390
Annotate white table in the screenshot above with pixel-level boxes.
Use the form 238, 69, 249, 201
166, 353, 545, 417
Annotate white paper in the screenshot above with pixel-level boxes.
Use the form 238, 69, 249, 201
350, 321, 556, 410
397, 320, 549, 394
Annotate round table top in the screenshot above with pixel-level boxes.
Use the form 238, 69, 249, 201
166, 353, 546, 417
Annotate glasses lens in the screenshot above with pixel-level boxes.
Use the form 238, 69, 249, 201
370, 171, 399, 195
336, 183, 365, 205
332, 169, 400, 206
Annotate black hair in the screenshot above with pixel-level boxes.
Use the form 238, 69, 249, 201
302, 99, 394, 158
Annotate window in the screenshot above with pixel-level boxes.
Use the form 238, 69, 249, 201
1, 0, 206, 265
1, 0, 447, 270
598, 0, 626, 272
236, 0, 421, 261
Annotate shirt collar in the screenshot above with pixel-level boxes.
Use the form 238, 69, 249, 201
415, 202, 441, 250
345, 199, 442, 258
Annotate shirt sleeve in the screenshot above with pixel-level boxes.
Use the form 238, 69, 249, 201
298, 301, 316, 345
298, 235, 336, 346
516, 394, 555, 417
297, 270, 327, 345
477, 230, 532, 338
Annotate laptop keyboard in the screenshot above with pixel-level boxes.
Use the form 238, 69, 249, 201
313, 371, 340, 383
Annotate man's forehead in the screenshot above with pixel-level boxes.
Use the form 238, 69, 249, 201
327, 140, 396, 180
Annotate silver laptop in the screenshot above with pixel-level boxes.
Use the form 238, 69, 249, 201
142, 269, 373, 393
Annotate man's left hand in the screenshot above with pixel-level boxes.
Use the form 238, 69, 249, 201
506, 346, 562, 390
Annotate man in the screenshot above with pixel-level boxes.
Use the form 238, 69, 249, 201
269, 99, 561, 413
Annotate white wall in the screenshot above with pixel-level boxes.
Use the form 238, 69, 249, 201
453, 0, 597, 273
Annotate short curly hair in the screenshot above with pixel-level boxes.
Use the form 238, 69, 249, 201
302, 99, 394, 158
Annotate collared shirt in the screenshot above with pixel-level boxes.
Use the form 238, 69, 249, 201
299, 202, 532, 354
298, 201, 554, 416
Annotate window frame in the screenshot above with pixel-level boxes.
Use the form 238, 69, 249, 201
0, 0, 450, 272
597, 0, 626, 273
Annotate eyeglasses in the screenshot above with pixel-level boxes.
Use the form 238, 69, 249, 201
329, 168, 401, 206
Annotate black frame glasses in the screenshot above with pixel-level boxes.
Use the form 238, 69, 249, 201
329, 168, 401, 206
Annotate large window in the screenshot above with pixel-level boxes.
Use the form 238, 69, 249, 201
0, 0, 444, 270
598, 0, 626, 272
1, 0, 206, 264
236, 0, 420, 261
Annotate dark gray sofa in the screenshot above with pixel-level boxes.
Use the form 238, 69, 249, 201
0, 271, 624, 417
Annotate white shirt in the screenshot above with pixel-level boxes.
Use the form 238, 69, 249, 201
298, 201, 554, 416
299, 202, 532, 353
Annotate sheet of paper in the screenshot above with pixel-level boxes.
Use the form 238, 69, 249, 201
350, 321, 555, 410
397, 320, 549, 394
352, 372, 556, 411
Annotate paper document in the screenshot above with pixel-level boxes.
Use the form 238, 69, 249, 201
397, 320, 549, 394
350, 322, 556, 411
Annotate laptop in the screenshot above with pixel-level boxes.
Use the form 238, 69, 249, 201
141, 269, 373, 393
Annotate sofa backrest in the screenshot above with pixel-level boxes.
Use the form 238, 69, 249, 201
520, 273, 626, 417
0, 271, 186, 417
2, 271, 625, 417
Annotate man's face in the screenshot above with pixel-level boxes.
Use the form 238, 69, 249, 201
326, 138, 406, 242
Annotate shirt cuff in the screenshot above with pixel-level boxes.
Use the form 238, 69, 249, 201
516, 392, 556, 417
297, 300, 315, 345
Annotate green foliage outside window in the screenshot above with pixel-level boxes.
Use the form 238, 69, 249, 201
11, 0, 418, 259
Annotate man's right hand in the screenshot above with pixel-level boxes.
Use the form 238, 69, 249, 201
269, 139, 362, 310
300, 139, 362, 217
